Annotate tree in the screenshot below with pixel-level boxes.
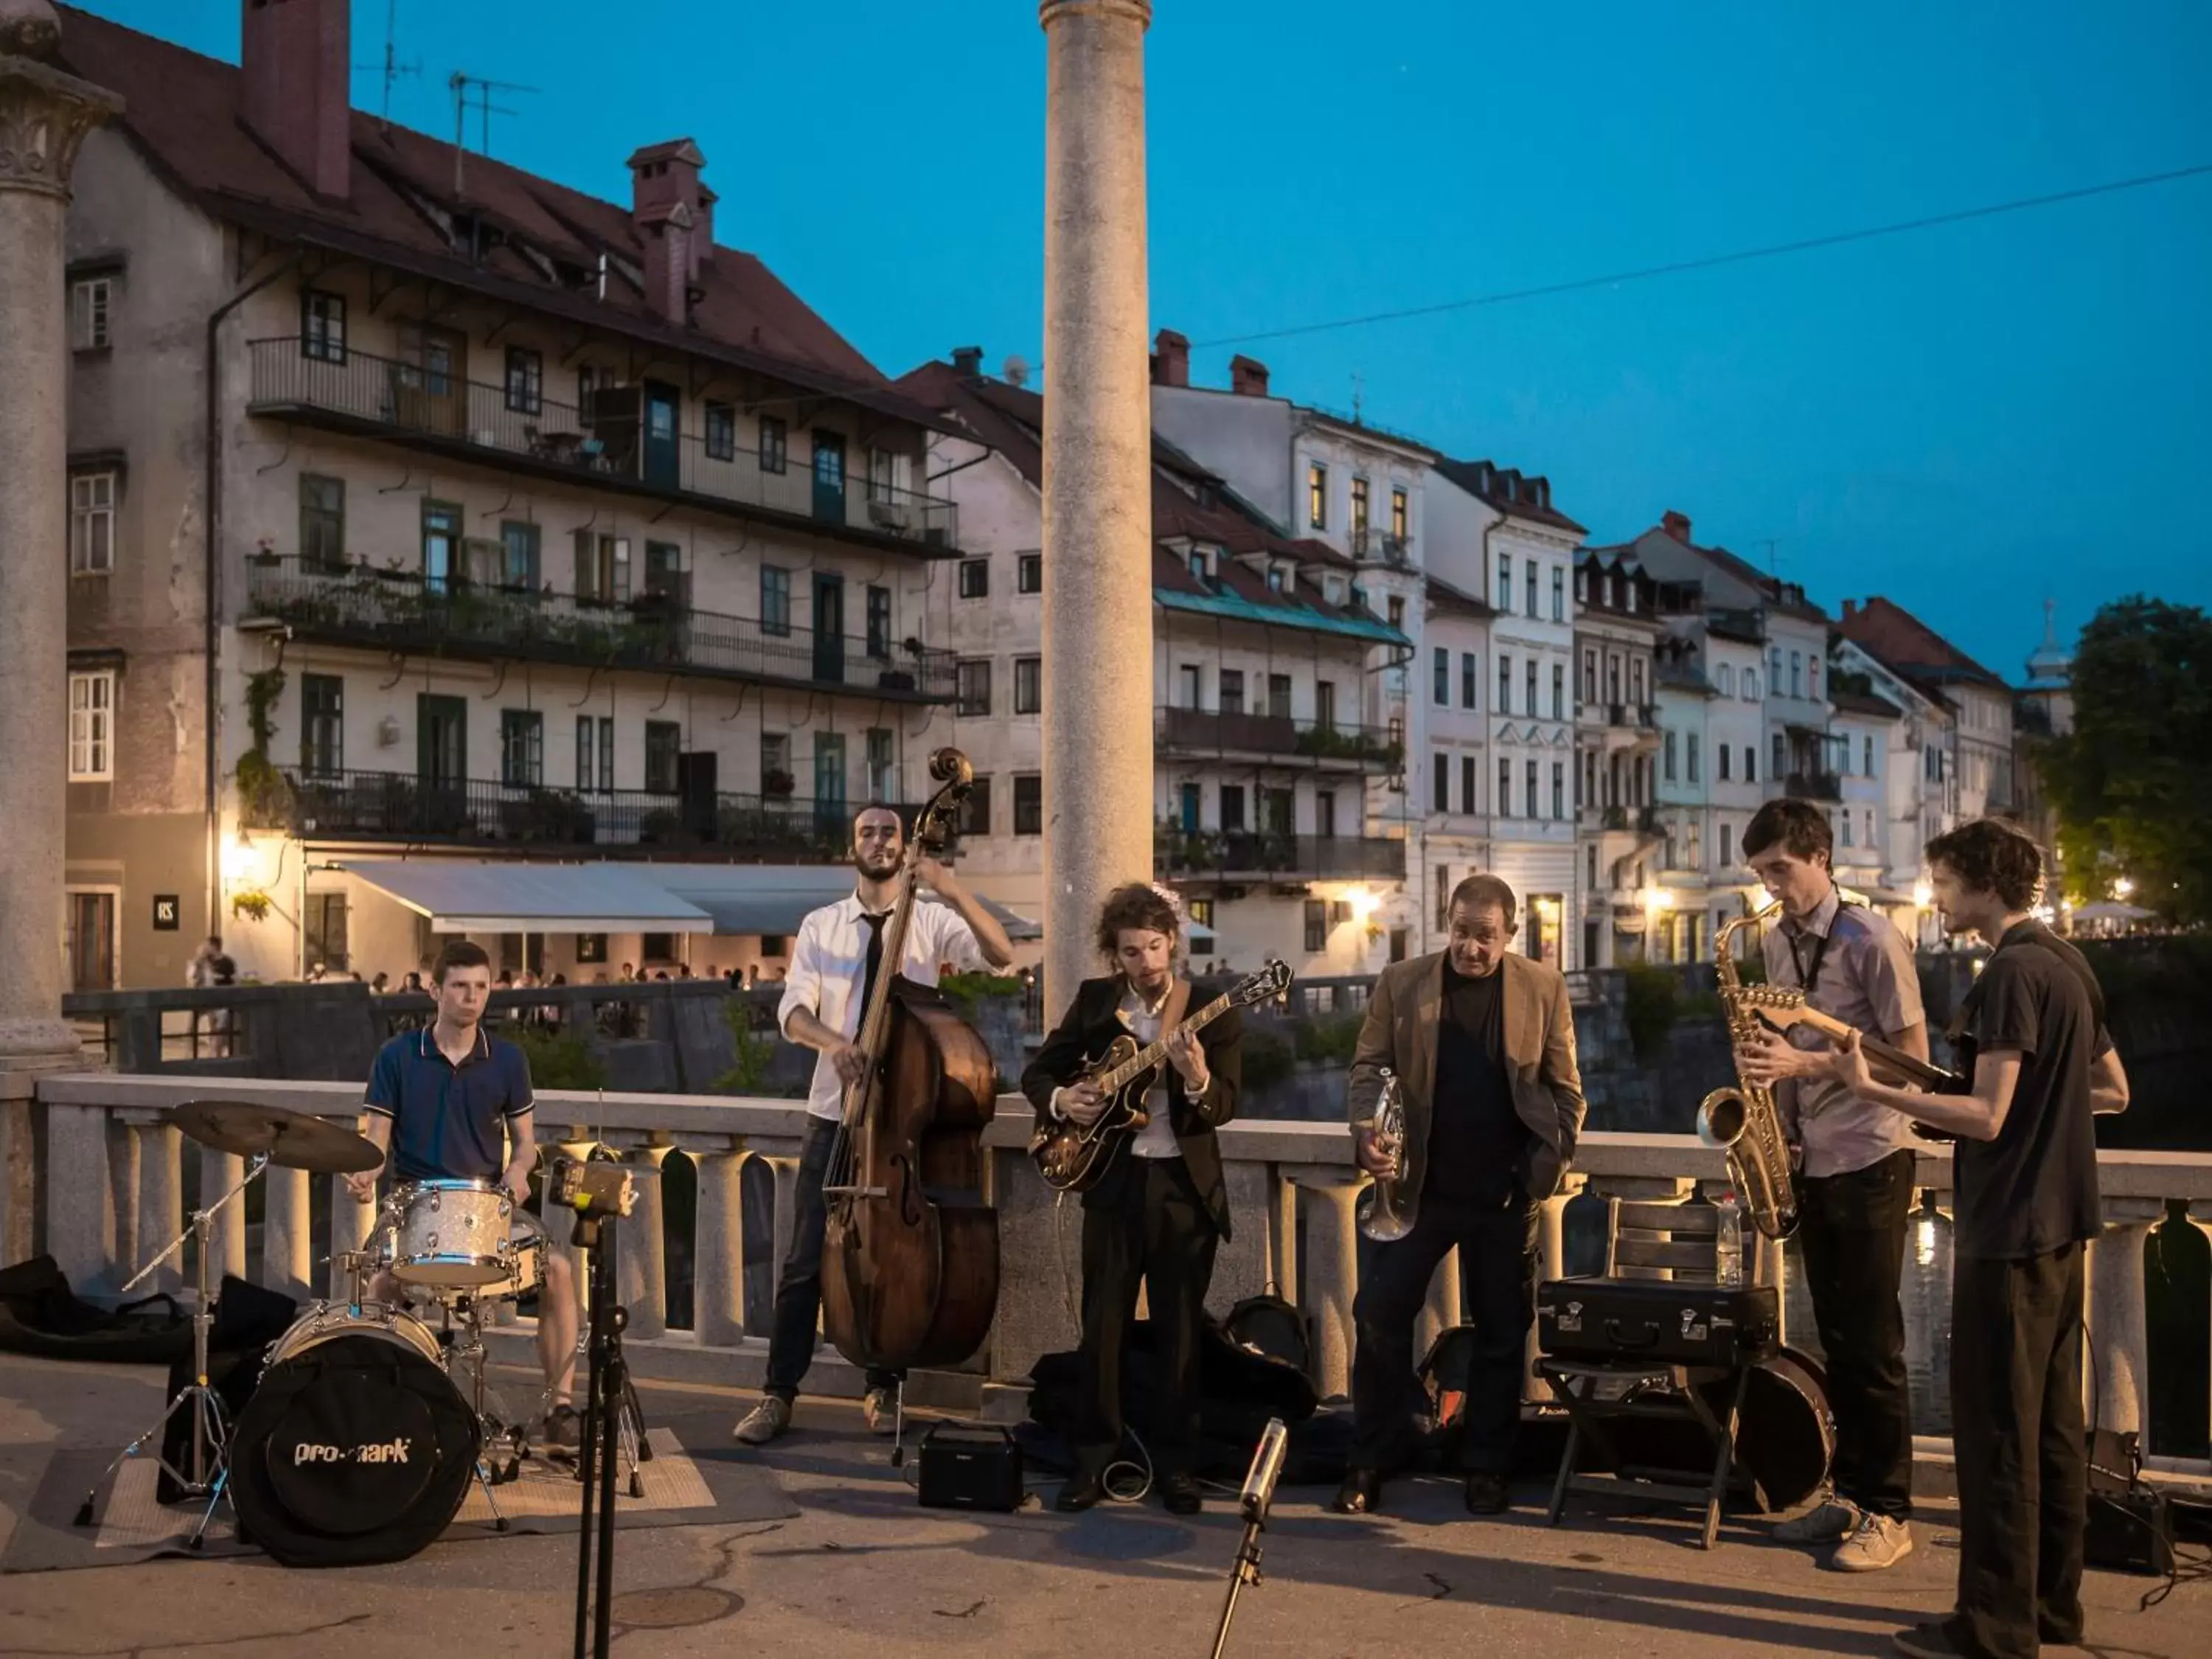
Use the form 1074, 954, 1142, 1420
2036, 597, 2212, 924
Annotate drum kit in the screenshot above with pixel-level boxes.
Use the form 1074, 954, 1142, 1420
77, 1100, 641, 1566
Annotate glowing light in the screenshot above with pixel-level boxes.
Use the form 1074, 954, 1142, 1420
1348, 888, 1380, 922
1912, 880, 1933, 908
2112, 877, 2135, 900
1914, 1216, 1937, 1267
1638, 885, 1671, 917
220, 835, 260, 883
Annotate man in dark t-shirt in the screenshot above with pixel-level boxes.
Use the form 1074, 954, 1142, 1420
1820, 822, 2128, 1659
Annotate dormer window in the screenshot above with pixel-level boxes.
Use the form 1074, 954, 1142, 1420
1188, 547, 1211, 582
1267, 565, 1287, 593
1324, 575, 1345, 605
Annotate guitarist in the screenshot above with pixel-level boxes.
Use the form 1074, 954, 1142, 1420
1021, 882, 1243, 1517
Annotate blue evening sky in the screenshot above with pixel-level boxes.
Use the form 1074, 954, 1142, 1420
76, 1, 2212, 678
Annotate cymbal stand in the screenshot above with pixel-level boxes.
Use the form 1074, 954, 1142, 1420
75, 1152, 269, 1546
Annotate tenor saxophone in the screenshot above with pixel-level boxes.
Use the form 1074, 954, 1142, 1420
1696, 902, 1800, 1239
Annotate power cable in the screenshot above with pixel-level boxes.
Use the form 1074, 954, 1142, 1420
1189, 162, 2212, 349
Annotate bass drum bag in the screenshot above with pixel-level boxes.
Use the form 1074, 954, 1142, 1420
229, 1331, 479, 1568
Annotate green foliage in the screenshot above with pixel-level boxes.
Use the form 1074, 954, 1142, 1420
1621, 963, 1681, 1062
2037, 597, 2212, 923
1293, 1011, 1365, 1065
712, 997, 776, 1094
508, 1024, 608, 1091
236, 669, 293, 826
1240, 1023, 1295, 1093
936, 970, 1024, 1023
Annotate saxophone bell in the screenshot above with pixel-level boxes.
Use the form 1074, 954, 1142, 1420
1695, 1087, 1748, 1150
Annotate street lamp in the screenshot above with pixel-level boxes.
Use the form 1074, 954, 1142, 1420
2112, 877, 2135, 900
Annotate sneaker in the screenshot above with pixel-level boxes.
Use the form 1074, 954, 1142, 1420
860, 1385, 898, 1436
540, 1404, 581, 1458
1832, 1512, 1913, 1573
734, 1395, 792, 1446
1891, 1621, 1965, 1658
1774, 1495, 1862, 1545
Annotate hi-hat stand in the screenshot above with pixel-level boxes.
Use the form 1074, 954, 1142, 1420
75, 1152, 270, 1545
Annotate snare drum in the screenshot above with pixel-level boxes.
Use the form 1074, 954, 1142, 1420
389, 1178, 515, 1287
432, 1209, 549, 1304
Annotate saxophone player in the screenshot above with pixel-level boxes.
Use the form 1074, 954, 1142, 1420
1334, 874, 1585, 1517
1733, 799, 1928, 1572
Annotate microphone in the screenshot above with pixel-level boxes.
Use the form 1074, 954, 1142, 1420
1237, 1419, 1290, 1526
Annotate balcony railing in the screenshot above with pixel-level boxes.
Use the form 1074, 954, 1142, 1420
1155, 706, 1402, 770
246, 338, 959, 551
243, 556, 953, 702
1591, 803, 1660, 834
249, 765, 908, 860
1785, 771, 1843, 801
1156, 830, 1405, 880
1348, 526, 1413, 566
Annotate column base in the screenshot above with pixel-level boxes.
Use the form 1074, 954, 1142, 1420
0, 1019, 92, 1069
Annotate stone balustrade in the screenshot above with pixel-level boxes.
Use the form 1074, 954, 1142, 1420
10, 1074, 2211, 1472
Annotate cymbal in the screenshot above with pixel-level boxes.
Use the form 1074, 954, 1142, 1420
168, 1099, 382, 1174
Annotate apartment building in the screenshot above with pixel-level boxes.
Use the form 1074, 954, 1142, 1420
1570, 549, 1667, 965
1419, 573, 1502, 952
58, 4, 969, 989
896, 355, 1411, 978
1837, 597, 2016, 821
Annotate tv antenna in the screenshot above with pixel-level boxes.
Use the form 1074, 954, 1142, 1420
1751, 538, 1783, 577
1351, 370, 1365, 424
358, 0, 421, 132
448, 70, 540, 195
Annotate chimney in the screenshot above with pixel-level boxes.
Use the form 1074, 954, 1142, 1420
1228, 354, 1270, 397
950, 345, 984, 378
626, 139, 709, 295
636, 199, 694, 323
1151, 328, 1189, 388
693, 183, 717, 271
240, 0, 353, 202
1660, 509, 1691, 541
1843, 598, 1860, 620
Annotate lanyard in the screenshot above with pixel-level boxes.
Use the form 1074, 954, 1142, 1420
1784, 903, 1848, 996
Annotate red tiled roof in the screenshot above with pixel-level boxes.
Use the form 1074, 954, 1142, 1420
1830, 688, 1905, 720
1432, 457, 1587, 535
1837, 597, 2007, 690
55, 6, 928, 410
1425, 574, 1498, 619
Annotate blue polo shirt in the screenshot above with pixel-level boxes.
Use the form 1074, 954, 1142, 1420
364, 1026, 535, 1183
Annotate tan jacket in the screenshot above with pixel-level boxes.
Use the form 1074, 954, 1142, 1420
1346, 951, 1586, 1220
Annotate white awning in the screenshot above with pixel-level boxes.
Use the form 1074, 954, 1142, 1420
627, 864, 1043, 941
343, 860, 714, 933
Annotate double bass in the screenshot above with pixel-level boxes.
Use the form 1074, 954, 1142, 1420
819, 748, 1001, 1371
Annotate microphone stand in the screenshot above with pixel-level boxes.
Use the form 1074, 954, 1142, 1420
1210, 1419, 1289, 1659
1209, 1510, 1270, 1659
569, 1206, 626, 1659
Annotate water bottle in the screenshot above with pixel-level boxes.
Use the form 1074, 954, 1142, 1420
1714, 1190, 1745, 1287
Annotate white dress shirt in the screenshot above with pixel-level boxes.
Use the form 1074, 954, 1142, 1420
779, 892, 990, 1120
1116, 981, 1187, 1159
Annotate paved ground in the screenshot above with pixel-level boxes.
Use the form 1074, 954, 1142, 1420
1, 1352, 2203, 1659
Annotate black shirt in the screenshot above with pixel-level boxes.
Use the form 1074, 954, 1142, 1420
364, 1027, 535, 1183
1952, 920, 2108, 1261
1425, 961, 1526, 1208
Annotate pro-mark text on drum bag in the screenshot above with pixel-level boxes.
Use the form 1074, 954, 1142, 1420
293, 1436, 414, 1466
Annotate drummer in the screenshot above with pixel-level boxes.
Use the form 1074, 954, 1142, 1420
344, 939, 581, 1455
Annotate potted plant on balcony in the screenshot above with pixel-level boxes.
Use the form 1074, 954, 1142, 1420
248, 538, 282, 568
761, 768, 796, 801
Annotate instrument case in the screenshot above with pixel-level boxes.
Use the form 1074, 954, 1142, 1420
1537, 1278, 1779, 1367
916, 1422, 1025, 1513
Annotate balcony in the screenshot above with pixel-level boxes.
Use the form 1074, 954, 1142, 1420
246, 338, 959, 553
1784, 771, 1842, 801
1348, 526, 1413, 566
1155, 830, 1405, 882
1156, 706, 1403, 771
249, 765, 908, 861
243, 556, 953, 703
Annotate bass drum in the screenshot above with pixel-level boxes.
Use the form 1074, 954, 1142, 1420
1700, 1346, 1837, 1513
230, 1307, 479, 1568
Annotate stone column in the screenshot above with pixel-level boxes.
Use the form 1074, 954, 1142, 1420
0, 4, 119, 1072
44, 1100, 114, 1292
329, 1172, 377, 1299
1287, 1172, 1361, 1401
1037, 0, 1153, 1012
762, 1151, 801, 1295
611, 1143, 669, 1342
123, 1112, 182, 1297
260, 1163, 313, 1305
2085, 1197, 2163, 1436
683, 1139, 747, 1348
198, 1148, 247, 1287
1268, 1168, 1298, 1301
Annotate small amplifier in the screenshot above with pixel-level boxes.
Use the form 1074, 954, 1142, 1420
916, 1423, 1024, 1513
2086, 1489, 2175, 1576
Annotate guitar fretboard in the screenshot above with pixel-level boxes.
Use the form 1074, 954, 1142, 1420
1102, 994, 1231, 1092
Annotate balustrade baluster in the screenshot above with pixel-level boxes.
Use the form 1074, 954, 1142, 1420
329, 1173, 376, 1300
107, 1113, 140, 1279
2087, 1197, 2165, 1436
117, 1111, 181, 1297
681, 1138, 748, 1348
198, 1147, 247, 1287
607, 1141, 670, 1341
1287, 1171, 1361, 1400
260, 1163, 313, 1304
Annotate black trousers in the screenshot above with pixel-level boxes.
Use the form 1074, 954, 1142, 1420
1075, 1156, 1220, 1478
1351, 1192, 1538, 1475
1945, 1242, 2088, 1659
1795, 1147, 1916, 1518
763, 1114, 900, 1400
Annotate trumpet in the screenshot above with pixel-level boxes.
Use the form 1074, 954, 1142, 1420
1355, 1068, 1413, 1242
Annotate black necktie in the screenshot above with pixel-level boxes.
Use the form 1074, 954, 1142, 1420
857, 912, 888, 1018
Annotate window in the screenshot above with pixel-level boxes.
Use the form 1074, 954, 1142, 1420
577, 933, 608, 964
1864, 808, 1875, 848
72, 277, 111, 350
1220, 783, 1245, 830
1013, 773, 1043, 835
1552, 762, 1565, 819
959, 775, 992, 838
500, 520, 540, 589
1770, 647, 1784, 690
1266, 673, 1291, 718
956, 659, 992, 717
758, 415, 788, 473
1498, 654, 1512, 715
1462, 652, 1478, 709
1526, 658, 1538, 717
1631, 659, 1646, 704
1744, 669, 1759, 700
759, 732, 790, 796
641, 933, 677, 964
573, 529, 629, 602
503, 347, 543, 414
1267, 566, 1286, 592
1552, 663, 1565, 720
959, 558, 989, 599
576, 365, 600, 428
1350, 476, 1370, 535
1863, 735, 1876, 776
1433, 647, 1450, 706
637, 720, 680, 795
1527, 759, 1540, 819
1576, 566, 1588, 602
866, 585, 891, 658
303, 893, 349, 973
1790, 650, 1803, 698
1664, 731, 1677, 782
1687, 733, 1700, 783
1745, 745, 1756, 784
301, 673, 343, 776
1772, 733, 1786, 777
1220, 669, 1245, 714
1551, 565, 1565, 622
1718, 743, 1732, 781
1433, 753, 1450, 813
1018, 552, 1042, 594
68, 671, 113, 780
1307, 462, 1327, 529
1391, 487, 1408, 539
1461, 754, 1477, 815
761, 566, 790, 635
300, 289, 347, 362
1719, 821, 1733, 868
1304, 899, 1326, 953
1841, 813, 1854, 847
502, 709, 544, 787
577, 715, 613, 791
1315, 680, 1336, 730
1808, 658, 1820, 700
1718, 664, 1734, 696
1581, 647, 1596, 703
1524, 560, 1537, 619
1188, 547, 1211, 582
1436, 865, 1452, 931
70, 470, 116, 574
1496, 552, 1511, 608
704, 400, 736, 461
1386, 595, 1404, 629
1497, 756, 1512, 818
1316, 787, 1338, 838
866, 728, 894, 800
1015, 655, 1042, 714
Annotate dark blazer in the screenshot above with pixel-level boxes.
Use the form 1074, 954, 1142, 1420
1020, 975, 1243, 1240
1346, 950, 1585, 1229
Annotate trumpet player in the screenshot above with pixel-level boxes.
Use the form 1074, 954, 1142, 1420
1733, 799, 1928, 1572
1335, 874, 1585, 1517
